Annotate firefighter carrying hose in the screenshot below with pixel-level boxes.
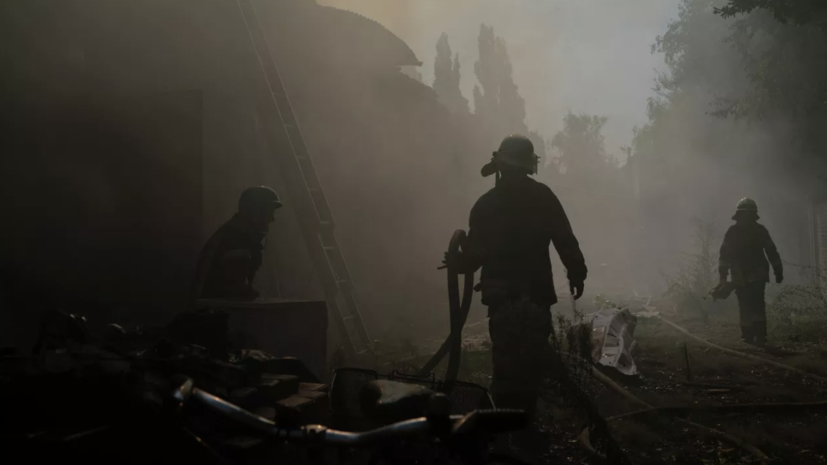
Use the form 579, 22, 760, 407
445, 134, 588, 429
718, 198, 783, 346
190, 186, 283, 304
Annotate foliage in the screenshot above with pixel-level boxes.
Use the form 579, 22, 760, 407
473, 24, 528, 137
662, 218, 723, 323
767, 267, 827, 341
716, 0, 827, 28
710, 0, 827, 174
432, 33, 469, 115
549, 111, 618, 178
632, 0, 744, 167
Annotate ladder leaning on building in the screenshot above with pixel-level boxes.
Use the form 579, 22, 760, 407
235, 0, 373, 360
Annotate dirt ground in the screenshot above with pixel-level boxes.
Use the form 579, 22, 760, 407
381, 303, 827, 465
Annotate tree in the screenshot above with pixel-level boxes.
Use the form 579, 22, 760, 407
711, 4, 827, 166
432, 33, 469, 114
716, 0, 827, 28
550, 112, 617, 179
472, 24, 528, 137
526, 130, 548, 172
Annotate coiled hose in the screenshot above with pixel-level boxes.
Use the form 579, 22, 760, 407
418, 230, 475, 390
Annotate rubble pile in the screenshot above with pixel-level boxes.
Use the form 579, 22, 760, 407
0, 309, 330, 465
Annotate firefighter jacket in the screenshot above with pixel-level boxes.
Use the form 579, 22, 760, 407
464, 175, 587, 306
190, 214, 266, 305
718, 221, 782, 286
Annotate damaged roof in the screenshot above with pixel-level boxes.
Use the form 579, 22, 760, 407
315, 5, 422, 68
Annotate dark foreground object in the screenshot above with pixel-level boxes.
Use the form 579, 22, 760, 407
1, 309, 527, 465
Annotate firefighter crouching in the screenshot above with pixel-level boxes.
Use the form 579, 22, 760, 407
718, 198, 783, 345
448, 134, 588, 424
190, 186, 283, 305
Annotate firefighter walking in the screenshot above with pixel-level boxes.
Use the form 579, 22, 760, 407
718, 198, 783, 345
448, 134, 588, 428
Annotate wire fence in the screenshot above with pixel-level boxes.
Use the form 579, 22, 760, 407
545, 313, 636, 464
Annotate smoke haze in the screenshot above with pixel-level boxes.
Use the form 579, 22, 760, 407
1, 0, 820, 350
318, 0, 679, 159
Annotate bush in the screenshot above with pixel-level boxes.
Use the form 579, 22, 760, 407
662, 218, 732, 323
767, 268, 827, 342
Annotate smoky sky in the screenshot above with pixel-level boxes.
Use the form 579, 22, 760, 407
318, 0, 680, 161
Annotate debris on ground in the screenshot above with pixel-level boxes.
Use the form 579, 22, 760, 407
584, 307, 639, 376
0, 308, 330, 464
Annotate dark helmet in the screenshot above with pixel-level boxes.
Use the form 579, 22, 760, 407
732, 197, 759, 220
481, 134, 540, 177
238, 186, 283, 213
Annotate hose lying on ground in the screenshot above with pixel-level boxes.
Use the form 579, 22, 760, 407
575, 311, 827, 463
654, 315, 827, 385
605, 399, 827, 421
566, 354, 771, 464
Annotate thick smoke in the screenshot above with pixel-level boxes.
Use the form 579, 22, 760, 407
0, 0, 818, 350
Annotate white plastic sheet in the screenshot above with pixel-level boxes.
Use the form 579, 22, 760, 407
586, 307, 639, 376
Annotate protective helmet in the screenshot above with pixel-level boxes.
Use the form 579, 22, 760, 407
238, 186, 283, 212
481, 134, 540, 177
732, 197, 758, 220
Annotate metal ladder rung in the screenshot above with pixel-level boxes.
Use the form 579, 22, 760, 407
238, 0, 372, 358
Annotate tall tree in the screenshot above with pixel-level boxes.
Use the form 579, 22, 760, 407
432, 33, 469, 114
473, 24, 528, 137
550, 112, 616, 179
712, 3, 827, 171
716, 0, 827, 28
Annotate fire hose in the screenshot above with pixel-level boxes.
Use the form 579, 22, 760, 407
418, 230, 475, 388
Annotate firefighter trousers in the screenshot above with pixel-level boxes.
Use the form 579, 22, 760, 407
734, 281, 767, 343
488, 299, 551, 422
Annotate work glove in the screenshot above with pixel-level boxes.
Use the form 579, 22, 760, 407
569, 280, 584, 300
775, 273, 783, 284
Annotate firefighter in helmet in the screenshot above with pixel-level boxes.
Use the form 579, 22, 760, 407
718, 198, 783, 345
448, 134, 588, 423
190, 186, 283, 304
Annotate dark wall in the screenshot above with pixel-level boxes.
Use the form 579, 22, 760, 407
0, 92, 204, 348
0, 0, 477, 344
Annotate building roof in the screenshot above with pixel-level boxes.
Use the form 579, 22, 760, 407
316, 5, 422, 68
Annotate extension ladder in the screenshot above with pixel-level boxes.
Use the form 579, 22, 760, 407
235, 0, 373, 359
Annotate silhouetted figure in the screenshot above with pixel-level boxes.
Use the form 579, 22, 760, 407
451, 134, 588, 423
190, 186, 283, 304
718, 198, 783, 345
